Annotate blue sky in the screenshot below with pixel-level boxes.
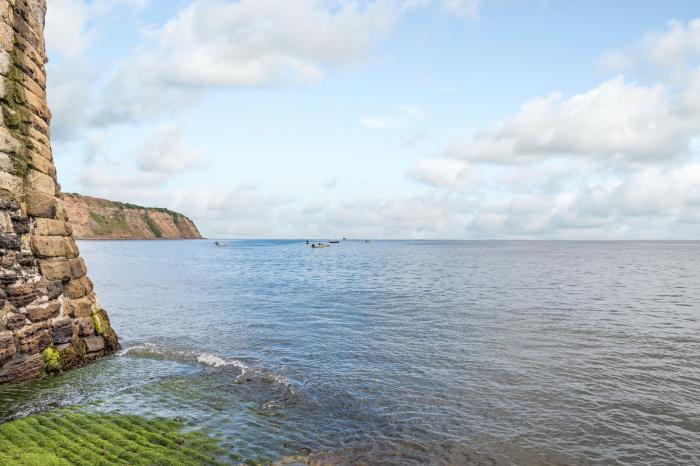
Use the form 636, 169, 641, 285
45, 1, 700, 238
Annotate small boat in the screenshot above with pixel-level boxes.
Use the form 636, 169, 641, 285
311, 243, 330, 248
305, 240, 310, 244
215, 241, 229, 246
329, 240, 340, 244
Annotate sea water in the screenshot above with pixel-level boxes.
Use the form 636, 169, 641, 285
0, 240, 698, 464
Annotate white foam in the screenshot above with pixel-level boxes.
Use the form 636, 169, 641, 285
196, 353, 249, 372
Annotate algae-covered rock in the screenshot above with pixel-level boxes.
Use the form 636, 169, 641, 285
41, 346, 60, 374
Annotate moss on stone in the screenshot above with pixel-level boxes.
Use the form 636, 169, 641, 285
41, 347, 60, 374
0, 408, 234, 465
91, 313, 103, 336
57, 340, 87, 371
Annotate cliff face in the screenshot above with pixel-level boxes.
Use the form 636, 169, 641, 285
64, 194, 202, 240
0, 0, 118, 383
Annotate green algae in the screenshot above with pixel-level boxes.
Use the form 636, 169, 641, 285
41, 347, 60, 373
91, 313, 103, 336
0, 408, 234, 465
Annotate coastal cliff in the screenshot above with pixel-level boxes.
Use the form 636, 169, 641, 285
63, 194, 202, 240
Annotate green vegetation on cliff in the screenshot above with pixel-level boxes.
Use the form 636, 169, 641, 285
0, 408, 233, 465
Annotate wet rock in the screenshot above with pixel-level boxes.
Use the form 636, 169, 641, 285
25, 302, 60, 322
0, 353, 43, 383
0, 331, 16, 365
51, 318, 75, 345
83, 335, 105, 353
15, 321, 52, 354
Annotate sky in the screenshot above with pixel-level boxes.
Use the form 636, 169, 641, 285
44, 0, 700, 239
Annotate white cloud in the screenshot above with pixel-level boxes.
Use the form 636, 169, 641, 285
45, 0, 92, 59
445, 76, 697, 165
409, 158, 479, 189
137, 0, 396, 88
137, 125, 204, 174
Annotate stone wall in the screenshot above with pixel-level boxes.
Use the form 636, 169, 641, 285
0, 0, 118, 383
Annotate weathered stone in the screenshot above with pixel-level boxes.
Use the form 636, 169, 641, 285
4, 313, 26, 331
0, 331, 16, 365
30, 235, 66, 258
16, 252, 36, 267
68, 257, 87, 279
57, 339, 86, 370
64, 237, 79, 258
46, 280, 63, 299
0, 269, 18, 284
0, 199, 19, 211
25, 190, 58, 219
51, 318, 74, 345
0, 353, 43, 383
15, 321, 51, 354
64, 296, 96, 318
11, 214, 29, 234
76, 317, 94, 337
83, 335, 105, 353
25, 302, 60, 322
38, 258, 71, 282
0, 233, 20, 250
6, 283, 38, 307
34, 218, 70, 236
63, 276, 92, 299
27, 170, 56, 196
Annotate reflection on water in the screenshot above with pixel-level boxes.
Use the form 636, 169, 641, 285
0, 240, 698, 464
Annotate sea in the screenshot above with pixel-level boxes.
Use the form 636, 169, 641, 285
0, 240, 698, 465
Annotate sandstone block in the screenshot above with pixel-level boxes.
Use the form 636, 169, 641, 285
64, 296, 96, 318
38, 258, 71, 282
83, 335, 105, 353
25, 301, 60, 322
64, 237, 79, 258
0, 331, 16, 365
68, 257, 87, 279
0, 353, 43, 383
26, 190, 57, 218
26, 169, 55, 196
30, 235, 66, 257
76, 316, 94, 337
34, 218, 69, 236
51, 318, 74, 345
63, 276, 90, 299
15, 321, 51, 354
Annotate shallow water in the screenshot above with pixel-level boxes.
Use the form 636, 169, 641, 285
0, 240, 698, 464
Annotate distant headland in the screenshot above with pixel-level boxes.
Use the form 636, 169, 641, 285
63, 194, 202, 240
